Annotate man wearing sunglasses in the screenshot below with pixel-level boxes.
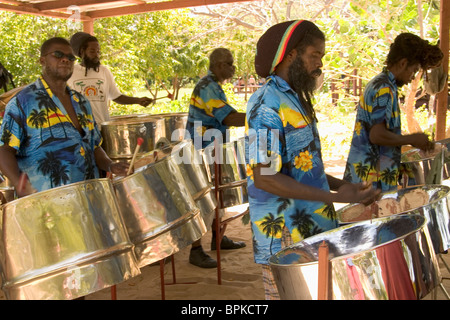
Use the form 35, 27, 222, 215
0, 37, 129, 198
68, 32, 153, 128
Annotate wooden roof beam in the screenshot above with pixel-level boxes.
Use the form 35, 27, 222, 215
0, 1, 93, 20
33, 0, 126, 12
87, 0, 256, 19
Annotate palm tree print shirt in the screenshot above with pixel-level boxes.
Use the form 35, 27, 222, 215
0, 77, 102, 192
343, 69, 413, 191
245, 75, 338, 265
186, 70, 237, 149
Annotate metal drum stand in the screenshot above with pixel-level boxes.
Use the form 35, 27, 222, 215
213, 140, 249, 285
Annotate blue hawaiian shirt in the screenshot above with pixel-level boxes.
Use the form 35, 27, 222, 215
0, 77, 102, 192
186, 70, 237, 149
245, 75, 338, 264
343, 69, 414, 191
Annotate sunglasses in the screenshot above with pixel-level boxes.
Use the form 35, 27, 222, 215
43, 50, 76, 62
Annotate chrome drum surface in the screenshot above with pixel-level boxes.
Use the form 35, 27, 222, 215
269, 215, 441, 300
336, 185, 450, 253
202, 139, 248, 208
113, 152, 207, 267
101, 115, 165, 159
0, 179, 140, 300
148, 112, 188, 143
153, 140, 217, 229
401, 143, 447, 186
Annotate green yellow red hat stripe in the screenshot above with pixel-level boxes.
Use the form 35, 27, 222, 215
270, 20, 304, 74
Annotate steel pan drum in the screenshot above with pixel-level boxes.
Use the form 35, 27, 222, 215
401, 143, 447, 186
269, 214, 440, 300
202, 139, 248, 208
0, 86, 24, 113
436, 138, 450, 180
336, 185, 450, 254
101, 115, 165, 159
0, 186, 15, 205
149, 112, 188, 143
0, 179, 140, 300
113, 149, 207, 268
142, 140, 217, 229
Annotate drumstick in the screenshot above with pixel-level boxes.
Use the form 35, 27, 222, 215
127, 137, 144, 176
151, 93, 174, 102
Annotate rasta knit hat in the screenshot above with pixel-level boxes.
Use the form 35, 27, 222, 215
255, 20, 322, 78
70, 32, 98, 57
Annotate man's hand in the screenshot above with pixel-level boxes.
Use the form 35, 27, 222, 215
336, 181, 381, 205
109, 161, 130, 176
409, 132, 434, 152
138, 97, 153, 107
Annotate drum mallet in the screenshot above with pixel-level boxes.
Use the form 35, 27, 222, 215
127, 137, 144, 175
150, 93, 174, 104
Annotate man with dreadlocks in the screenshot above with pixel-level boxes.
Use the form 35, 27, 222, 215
244, 20, 381, 300
343, 33, 443, 192
68, 32, 153, 128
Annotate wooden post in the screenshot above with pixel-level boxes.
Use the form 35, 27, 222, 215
318, 240, 330, 300
435, 0, 449, 140
331, 80, 338, 105
353, 69, 358, 97
83, 19, 94, 35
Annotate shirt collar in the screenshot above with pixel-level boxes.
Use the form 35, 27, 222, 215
383, 67, 398, 91
267, 74, 294, 93
207, 70, 219, 83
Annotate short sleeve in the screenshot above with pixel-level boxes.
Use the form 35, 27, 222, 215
0, 96, 25, 151
203, 82, 236, 125
371, 87, 393, 126
247, 104, 283, 173
104, 67, 122, 101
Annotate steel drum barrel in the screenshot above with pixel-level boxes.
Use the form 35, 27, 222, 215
112, 149, 207, 268
0, 179, 140, 300
148, 112, 188, 143
101, 115, 165, 160
269, 214, 440, 300
142, 140, 217, 229
401, 143, 447, 186
336, 185, 450, 254
202, 138, 248, 208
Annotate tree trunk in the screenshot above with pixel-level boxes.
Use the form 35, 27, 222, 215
401, 71, 423, 134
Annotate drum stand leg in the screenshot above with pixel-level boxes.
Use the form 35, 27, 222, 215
439, 283, 450, 300
440, 254, 450, 277
159, 255, 197, 300
215, 189, 223, 285
111, 285, 117, 300
214, 152, 223, 286
438, 254, 450, 300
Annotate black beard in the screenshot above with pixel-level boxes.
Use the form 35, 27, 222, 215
83, 57, 100, 72
288, 56, 320, 100
288, 56, 320, 122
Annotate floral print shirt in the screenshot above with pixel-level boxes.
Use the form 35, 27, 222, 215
0, 77, 102, 192
245, 75, 338, 265
186, 70, 237, 149
343, 69, 414, 191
